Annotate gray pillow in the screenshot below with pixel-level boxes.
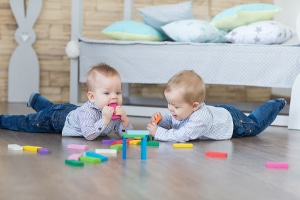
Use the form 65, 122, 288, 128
138, 1, 194, 40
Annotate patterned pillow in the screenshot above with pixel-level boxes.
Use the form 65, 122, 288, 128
102, 20, 164, 41
162, 19, 228, 43
210, 3, 281, 30
138, 1, 194, 39
225, 20, 295, 44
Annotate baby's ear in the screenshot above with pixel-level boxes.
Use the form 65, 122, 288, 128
87, 91, 94, 102
192, 102, 200, 111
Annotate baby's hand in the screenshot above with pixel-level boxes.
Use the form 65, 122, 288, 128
152, 112, 162, 124
147, 123, 158, 137
115, 106, 130, 127
102, 105, 114, 125
151, 112, 162, 124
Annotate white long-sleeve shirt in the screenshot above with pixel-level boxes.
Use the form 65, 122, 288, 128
62, 100, 133, 140
154, 103, 233, 142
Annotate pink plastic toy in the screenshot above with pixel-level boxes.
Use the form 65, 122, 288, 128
68, 153, 82, 160
67, 144, 89, 151
109, 103, 120, 120
265, 162, 289, 169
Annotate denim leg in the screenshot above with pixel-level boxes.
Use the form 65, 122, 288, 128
246, 98, 286, 133
0, 103, 78, 133
218, 99, 286, 138
27, 93, 53, 112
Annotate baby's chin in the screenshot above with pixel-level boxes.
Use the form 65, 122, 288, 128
172, 115, 181, 120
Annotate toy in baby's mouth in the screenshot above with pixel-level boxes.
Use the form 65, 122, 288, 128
109, 103, 121, 120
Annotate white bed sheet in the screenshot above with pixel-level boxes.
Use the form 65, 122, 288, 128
79, 38, 300, 88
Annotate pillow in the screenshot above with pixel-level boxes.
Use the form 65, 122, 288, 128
102, 20, 164, 41
138, 1, 194, 38
162, 19, 228, 43
210, 3, 281, 30
225, 20, 295, 44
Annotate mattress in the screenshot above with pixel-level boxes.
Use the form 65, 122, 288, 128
79, 37, 300, 88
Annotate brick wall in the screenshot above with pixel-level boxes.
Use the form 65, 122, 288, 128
0, 0, 273, 103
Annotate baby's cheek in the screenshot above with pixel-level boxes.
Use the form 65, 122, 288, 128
118, 98, 123, 105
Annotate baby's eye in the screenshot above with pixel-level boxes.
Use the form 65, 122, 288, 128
104, 92, 110, 95
117, 92, 122, 95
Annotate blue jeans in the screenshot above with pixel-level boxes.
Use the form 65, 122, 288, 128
0, 94, 78, 133
217, 99, 286, 137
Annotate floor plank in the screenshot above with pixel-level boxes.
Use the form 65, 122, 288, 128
0, 103, 300, 200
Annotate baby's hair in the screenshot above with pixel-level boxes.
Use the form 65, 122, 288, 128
165, 70, 206, 104
86, 63, 120, 92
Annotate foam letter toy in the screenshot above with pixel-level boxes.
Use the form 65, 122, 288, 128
173, 143, 193, 148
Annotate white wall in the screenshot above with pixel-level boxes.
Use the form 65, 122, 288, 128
272, 0, 300, 97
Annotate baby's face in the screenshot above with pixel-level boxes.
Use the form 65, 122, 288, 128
164, 90, 195, 121
90, 74, 123, 109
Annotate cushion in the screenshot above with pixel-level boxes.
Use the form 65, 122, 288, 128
225, 20, 295, 44
102, 20, 164, 41
162, 19, 228, 43
138, 1, 194, 39
210, 3, 281, 30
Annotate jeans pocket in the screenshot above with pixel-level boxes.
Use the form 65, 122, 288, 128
52, 104, 76, 132
233, 112, 256, 137
29, 115, 52, 130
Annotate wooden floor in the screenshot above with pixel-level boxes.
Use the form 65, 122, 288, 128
1, 103, 300, 200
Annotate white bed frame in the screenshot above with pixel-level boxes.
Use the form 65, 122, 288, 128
69, 0, 300, 130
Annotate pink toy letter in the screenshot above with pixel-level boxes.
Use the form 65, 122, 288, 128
109, 103, 121, 120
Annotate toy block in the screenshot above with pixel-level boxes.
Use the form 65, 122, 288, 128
110, 144, 123, 151
102, 140, 118, 145
23, 145, 42, 152
8, 144, 23, 151
110, 139, 132, 145
147, 141, 159, 146
205, 151, 227, 158
129, 140, 141, 145
265, 162, 289, 169
38, 148, 50, 155
122, 137, 127, 159
85, 151, 108, 162
122, 130, 150, 160
124, 134, 147, 139
65, 159, 84, 167
67, 144, 89, 151
95, 149, 117, 155
79, 156, 101, 163
110, 140, 123, 145
148, 136, 153, 141
68, 153, 82, 160
173, 143, 193, 148
126, 130, 149, 136
141, 137, 147, 160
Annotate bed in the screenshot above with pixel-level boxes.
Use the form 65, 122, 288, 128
69, 0, 300, 130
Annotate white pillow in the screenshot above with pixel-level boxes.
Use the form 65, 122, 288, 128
138, 1, 194, 39
162, 19, 228, 43
225, 20, 295, 44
